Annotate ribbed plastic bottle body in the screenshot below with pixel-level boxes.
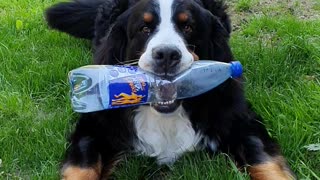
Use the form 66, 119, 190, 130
69, 65, 155, 113
68, 61, 242, 113
173, 60, 233, 99
69, 66, 106, 112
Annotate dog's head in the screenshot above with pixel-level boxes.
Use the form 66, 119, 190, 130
46, 0, 233, 113
94, 0, 232, 70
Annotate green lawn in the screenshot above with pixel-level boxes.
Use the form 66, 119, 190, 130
0, 0, 319, 179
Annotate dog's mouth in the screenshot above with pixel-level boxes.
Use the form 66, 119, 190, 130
152, 100, 180, 113
151, 79, 180, 113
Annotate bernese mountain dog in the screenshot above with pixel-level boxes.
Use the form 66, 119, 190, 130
45, 0, 296, 179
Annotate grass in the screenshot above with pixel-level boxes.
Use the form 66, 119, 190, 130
235, 0, 256, 12
0, 0, 319, 179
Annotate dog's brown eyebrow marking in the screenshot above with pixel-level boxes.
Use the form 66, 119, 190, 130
143, 12, 153, 23
178, 12, 188, 22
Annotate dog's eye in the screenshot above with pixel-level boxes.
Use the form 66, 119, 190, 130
183, 25, 192, 33
141, 26, 151, 34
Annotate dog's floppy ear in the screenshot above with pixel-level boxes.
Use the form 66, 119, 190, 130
93, 0, 130, 65
93, 0, 128, 46
45, 0, 130, 40
198, 0, 233, 62
45, 0, 107, 39
94, 21, 127, 65
209, 15, 233, 62
200, 0, 231, 34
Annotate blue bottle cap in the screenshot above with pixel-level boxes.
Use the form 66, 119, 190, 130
230, 61, 243, 78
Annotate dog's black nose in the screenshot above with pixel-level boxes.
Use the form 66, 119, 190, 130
152, 46, 182, 73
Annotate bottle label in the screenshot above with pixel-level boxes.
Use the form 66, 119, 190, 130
109, 74, 149, 107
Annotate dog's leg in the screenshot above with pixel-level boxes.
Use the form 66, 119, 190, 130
61, 110, 133, 180
248, 156, 295, 180
62, 162, 101, 180
223, 135, 295, 180
234, 135, 295, 180
62, 148, 120, 180
203, 110, 296, 180
220, 113, 296, 180
61, 136, 103, 180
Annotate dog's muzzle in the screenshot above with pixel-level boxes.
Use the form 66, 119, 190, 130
151, 45, 182, 77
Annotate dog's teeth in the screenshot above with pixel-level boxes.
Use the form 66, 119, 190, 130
156, 100, 175, 106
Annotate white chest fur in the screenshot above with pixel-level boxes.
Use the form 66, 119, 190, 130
133, 106, 202, 164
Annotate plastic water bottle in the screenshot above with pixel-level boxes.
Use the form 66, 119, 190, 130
68, 61, 242, 113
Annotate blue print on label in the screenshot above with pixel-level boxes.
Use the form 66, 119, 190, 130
110, 70, 119, 77
109, 74, 149, 107
117, 67, 127, 73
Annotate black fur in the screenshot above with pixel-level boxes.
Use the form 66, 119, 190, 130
46, 0, 105, 39
46, 0, 294, 179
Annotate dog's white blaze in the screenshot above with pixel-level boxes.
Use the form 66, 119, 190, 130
134, 106, 202, 164
134, 0, 205, 165
138, 0, 193, 74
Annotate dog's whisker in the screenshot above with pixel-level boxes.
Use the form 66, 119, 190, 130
124, 61, 139, 66
123, 59, 139, 65
115, 59, 139, 65
123, 59, 139, 63
113, 54, 125, 65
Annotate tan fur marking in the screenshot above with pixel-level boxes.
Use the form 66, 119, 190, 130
249, 156, 295, 180
62, 166, 99, 180
191, 52, 199, 61
62, 161, 102, 180
178, 13, 188, 22
143, 13, 153, 23
273, 156, 296, 179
